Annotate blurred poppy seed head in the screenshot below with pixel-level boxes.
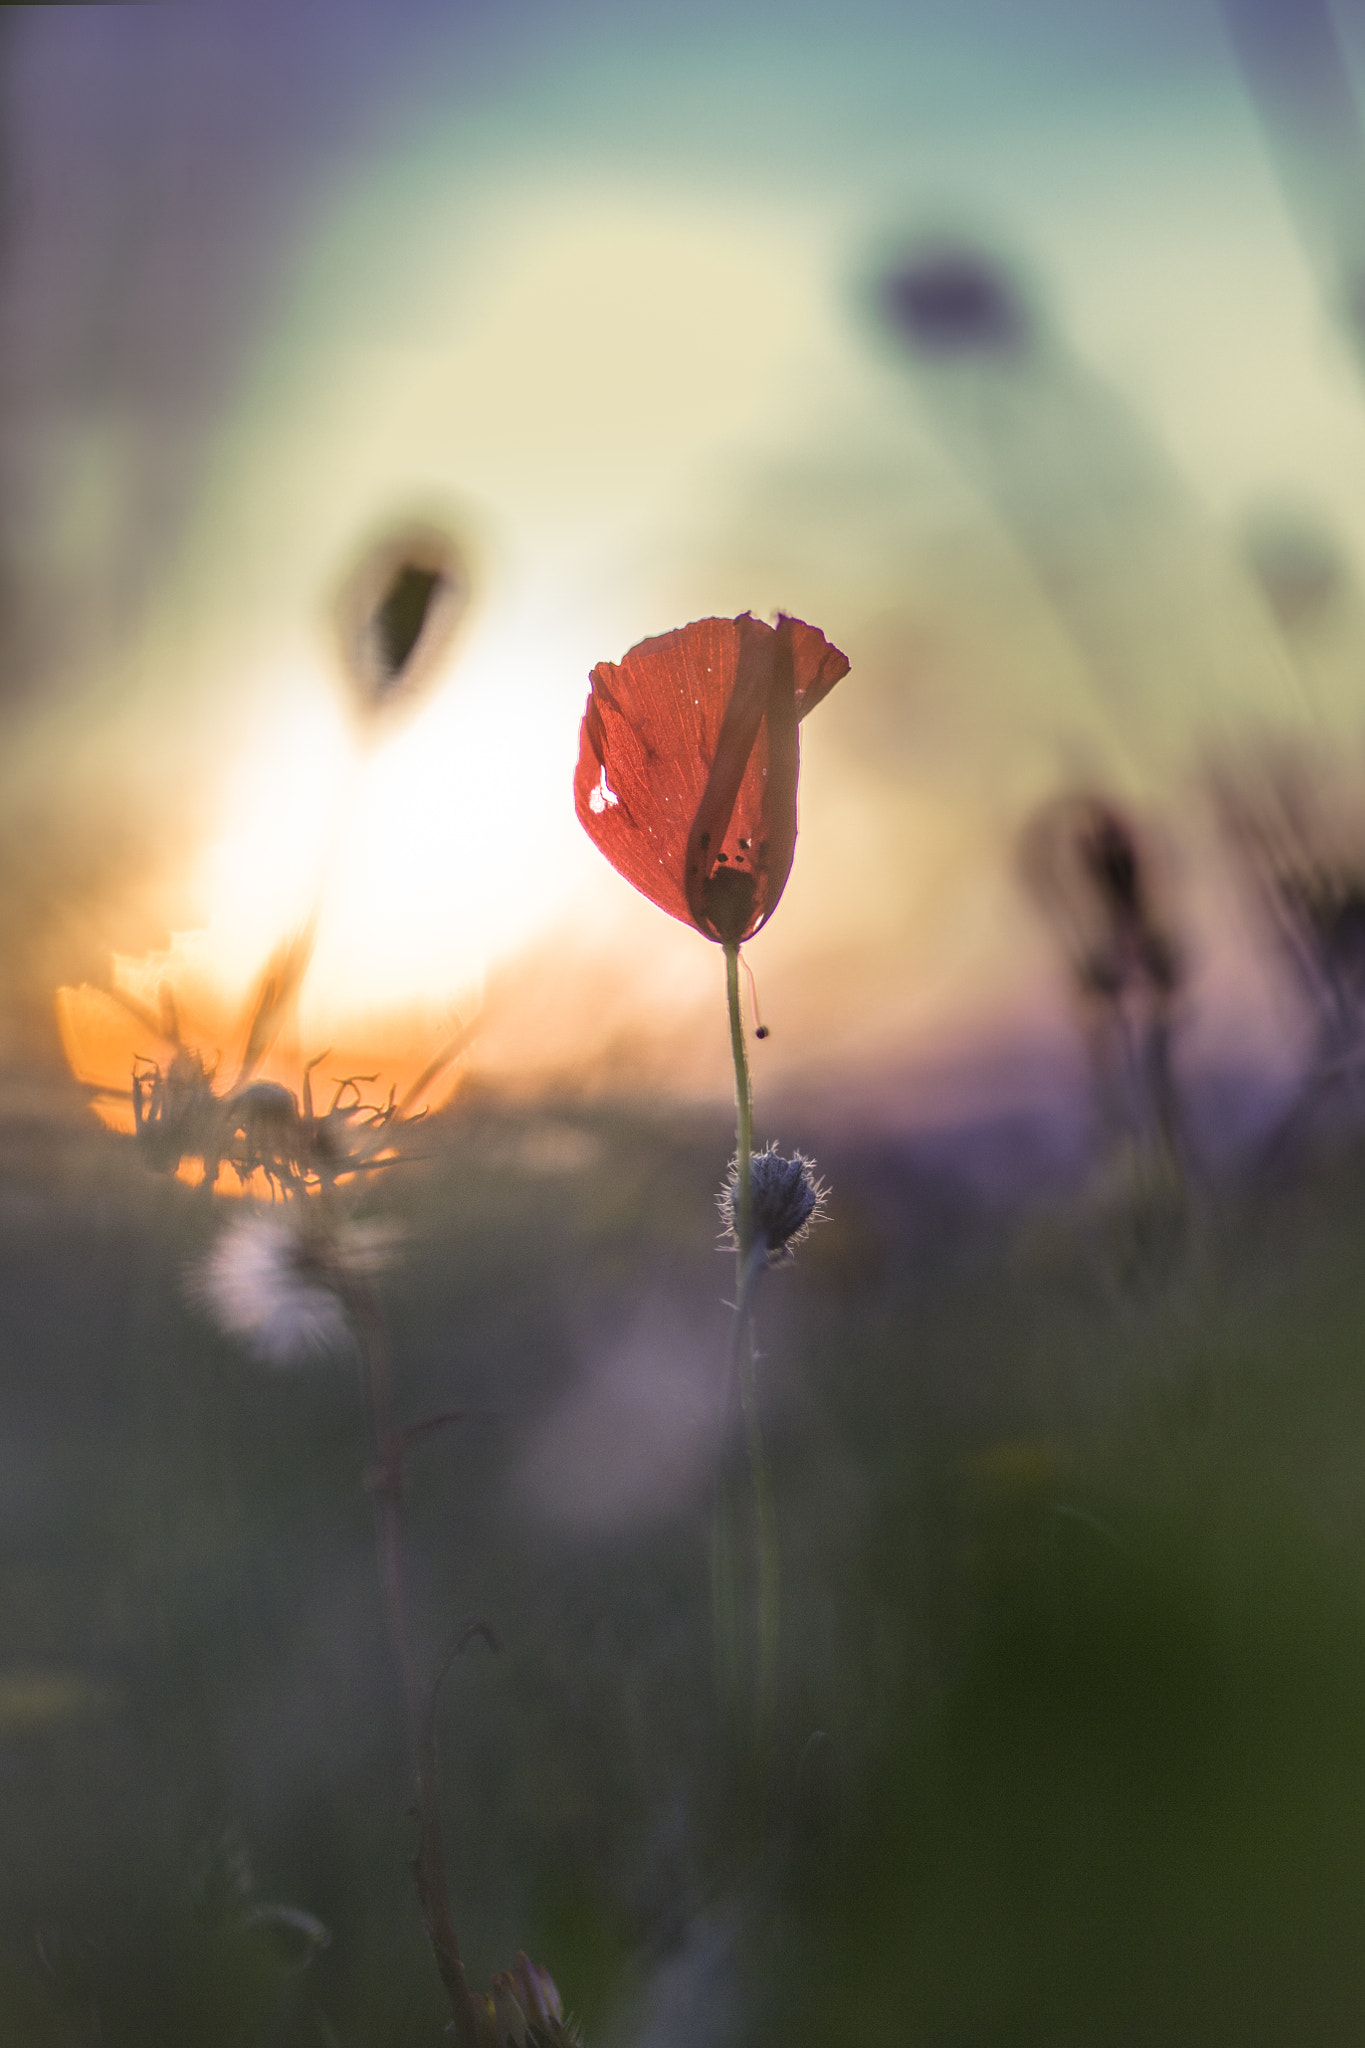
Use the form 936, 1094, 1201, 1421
721, 1144, 827, 1260
880, 245, 1030, 359
332, 518, 469, 722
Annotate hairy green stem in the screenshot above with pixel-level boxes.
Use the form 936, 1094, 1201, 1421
738, 1307, 780, 1746
724, 943, 753, 1262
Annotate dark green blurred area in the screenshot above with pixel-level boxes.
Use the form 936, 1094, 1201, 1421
5, 1075, 1365, 2044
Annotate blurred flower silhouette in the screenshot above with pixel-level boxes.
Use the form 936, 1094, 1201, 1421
1019, 792, 1185, 1170
1213, 750, 1365, 1158
878, 241, 1032, 360
575, 612, 848, 945
332, 517, 470, 725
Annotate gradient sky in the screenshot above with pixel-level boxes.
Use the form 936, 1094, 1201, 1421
13, 0, 1365, 1113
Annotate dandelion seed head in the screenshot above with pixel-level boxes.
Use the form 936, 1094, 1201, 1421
189, 1210, 401, 1368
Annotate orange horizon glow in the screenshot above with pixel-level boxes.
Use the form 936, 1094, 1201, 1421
55, 953, 478, 1196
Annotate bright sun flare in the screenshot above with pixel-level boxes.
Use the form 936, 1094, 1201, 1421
56, 596, 593, 1133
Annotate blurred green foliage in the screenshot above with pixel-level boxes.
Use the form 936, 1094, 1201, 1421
6, 1078, 1365, 2042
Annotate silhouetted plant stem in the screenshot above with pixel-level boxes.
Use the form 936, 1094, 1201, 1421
719, 944, 779, 1776
724, 943, 753, 1258
345, 1274, 484, 2048
712, 1239, 766, 1718
739, 1299, 780, 1750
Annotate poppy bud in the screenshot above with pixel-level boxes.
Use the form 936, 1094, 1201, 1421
720, 1144, 826, 1260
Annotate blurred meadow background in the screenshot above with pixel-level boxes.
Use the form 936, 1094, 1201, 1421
10, 0, 1365, 2041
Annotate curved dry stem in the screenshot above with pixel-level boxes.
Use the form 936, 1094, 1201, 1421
345, 1277, 484, 2048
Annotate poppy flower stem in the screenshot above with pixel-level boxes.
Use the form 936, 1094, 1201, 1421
738, 1272, 780, 1758
724, 943, 754, 1260
720, 945, 779, 1781
716, 1245, 769, 1695
712, 1242, 771, 1756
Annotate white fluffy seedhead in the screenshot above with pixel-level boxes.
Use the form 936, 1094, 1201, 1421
190, 1209, 401, 1368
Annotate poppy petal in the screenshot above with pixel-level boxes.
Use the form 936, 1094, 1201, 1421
784, 615, 851, 719
575, 617, 747, 928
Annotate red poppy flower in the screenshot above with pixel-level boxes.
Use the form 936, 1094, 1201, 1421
575, 612, 849, 946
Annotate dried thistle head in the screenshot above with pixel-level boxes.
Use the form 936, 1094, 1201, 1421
189, 1206, 402, 1368
719, 1143, 827, 1262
